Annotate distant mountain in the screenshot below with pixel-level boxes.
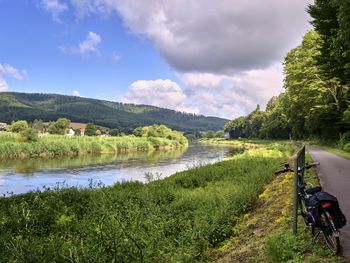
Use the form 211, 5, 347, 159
0, 92, 228, 132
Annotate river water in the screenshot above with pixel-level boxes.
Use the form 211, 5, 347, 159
0, 143, 237, 195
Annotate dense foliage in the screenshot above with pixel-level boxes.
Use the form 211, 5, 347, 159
0, 125, 187, 158
0, 92, 227, 133
133, 124, 188, 148
225, 21, 350, 147
48, 118, 71, 135
0, 142, 291, 262
6, 120, 29, 133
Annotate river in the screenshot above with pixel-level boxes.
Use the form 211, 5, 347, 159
0, 142, 238, 195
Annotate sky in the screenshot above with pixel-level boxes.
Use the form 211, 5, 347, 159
0, 0, 313, 119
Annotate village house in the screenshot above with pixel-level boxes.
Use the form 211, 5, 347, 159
69, 123, 87, 136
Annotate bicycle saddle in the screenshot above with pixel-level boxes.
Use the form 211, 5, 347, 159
306, 186, 322, 195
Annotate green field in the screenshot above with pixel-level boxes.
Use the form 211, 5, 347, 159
0, 131, 188, 158
0, 141, 292, 262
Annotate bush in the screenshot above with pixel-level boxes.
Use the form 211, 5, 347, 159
6, 120, 29, 133
19, 128, 39, 142
265, 231, 304, 262
339, 131, 350, 151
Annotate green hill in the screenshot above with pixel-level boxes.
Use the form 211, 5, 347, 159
0, 92, 228, 132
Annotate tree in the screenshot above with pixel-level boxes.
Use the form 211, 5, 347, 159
6, 120, 29, 133
109, 129, 120, 136
19, 128, 38, 142
308, 0, 350, 84
74, 128, 81, 136
85, 123, 98, 136
32, 119, 45, 133
283, 30, 345, 139
48, 118, 71, 135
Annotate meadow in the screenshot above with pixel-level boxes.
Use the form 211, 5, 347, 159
0, 131, 188, 158
0, 141, 292, 262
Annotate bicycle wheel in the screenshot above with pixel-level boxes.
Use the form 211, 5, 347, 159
320, 212, 340, 254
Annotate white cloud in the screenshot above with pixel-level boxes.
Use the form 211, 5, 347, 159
66, 0, 312, 73
39, 1, 310, 118
121, 65, 283, 119
73, 90, 80, 96
0, 64, 28, 80
0, 63, 28, 92
60, 31, 102, 57
78, 32, 101, 54
0, 78, 8, 92
122, 79, 186, 109
180, 73, 222, 89
41, 0, 68, 22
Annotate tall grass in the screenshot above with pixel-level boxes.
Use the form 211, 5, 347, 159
0, 142, 292, 262
0, 132, 187, 158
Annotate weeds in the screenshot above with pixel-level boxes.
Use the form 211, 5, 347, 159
0, 141, 290, 262
0, 132, 188, 158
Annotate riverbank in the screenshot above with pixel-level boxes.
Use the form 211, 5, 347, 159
0, 141, 291, 262
0, 131, 188, 158
214, 151, 346, 262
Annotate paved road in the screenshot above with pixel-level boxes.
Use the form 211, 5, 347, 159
308, 146, 350, 258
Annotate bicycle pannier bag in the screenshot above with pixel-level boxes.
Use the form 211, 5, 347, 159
312, 192, 347, 229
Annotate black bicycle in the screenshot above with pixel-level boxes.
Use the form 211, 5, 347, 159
275, 162, 346, 254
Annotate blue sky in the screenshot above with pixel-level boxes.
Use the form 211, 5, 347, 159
0, 0, 312, 118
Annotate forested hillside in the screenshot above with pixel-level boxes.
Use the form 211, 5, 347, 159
0, 92, 227, 133
225, 0, 350, 145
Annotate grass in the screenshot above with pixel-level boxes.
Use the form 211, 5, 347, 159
0, 141, 291, 262
214, 148, 347, 262
0, 131, 188, 158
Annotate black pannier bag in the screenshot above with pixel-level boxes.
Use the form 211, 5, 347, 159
310, 192, 347, 229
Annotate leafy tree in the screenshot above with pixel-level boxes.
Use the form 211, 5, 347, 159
85, 123, 98, 136
6, 120, 29, 133
308, 0, 350, 84
32, 119, 45, 133
48, 118, 71, 135
284, 30, 348, 139
74, 128, 81, 136
19, 128, 38, 142
109, 129, 120, 136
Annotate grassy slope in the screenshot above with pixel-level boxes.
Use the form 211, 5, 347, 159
0, 141, 290, 262
214, 147, 347, 262
0, 92, 228, 132
0, 132, 188, 158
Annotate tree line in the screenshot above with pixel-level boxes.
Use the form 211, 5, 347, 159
225, 1, 350, 150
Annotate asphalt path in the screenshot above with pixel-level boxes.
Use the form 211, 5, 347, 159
307, 146, 350, 258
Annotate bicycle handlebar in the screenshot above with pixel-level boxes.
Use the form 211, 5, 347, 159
274, 162, 320, 175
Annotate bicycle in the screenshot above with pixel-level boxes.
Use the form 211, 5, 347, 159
275, 162, 346, 254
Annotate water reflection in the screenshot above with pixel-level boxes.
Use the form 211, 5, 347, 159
0, 143, 238, 195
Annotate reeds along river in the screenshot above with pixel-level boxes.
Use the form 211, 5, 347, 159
0, 142, 239, 196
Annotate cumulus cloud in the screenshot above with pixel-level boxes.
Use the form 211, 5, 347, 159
40, 0, 68, 22
122, 65, 283, 119
0, 78, 8, 92
122, 79, 186, 109
78, 32, 101, 54
39, 0, 311, 118
180, 73, 222, 89
73, 90, 80, 96
0, 64, 28, 80
60, 31, 102, 57
0, 63, 28, 92
65, 0, 312, 73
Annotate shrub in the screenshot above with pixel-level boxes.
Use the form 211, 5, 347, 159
265, 231, 304, 262
19, 128, 39, 142
6, 120, 29, 133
